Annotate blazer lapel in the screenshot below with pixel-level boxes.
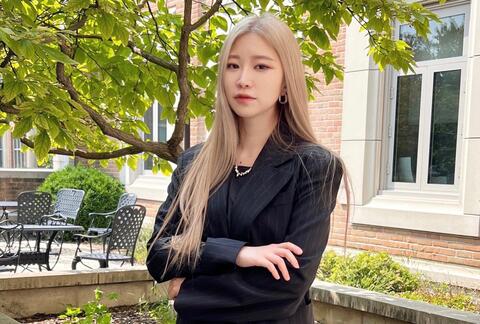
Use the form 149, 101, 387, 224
229, 137, 295, 240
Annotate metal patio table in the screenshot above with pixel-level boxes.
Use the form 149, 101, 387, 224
1, 224, 84, 271
0, 201, 17, 220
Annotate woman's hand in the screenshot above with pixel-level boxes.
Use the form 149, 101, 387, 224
168, 277, 186, 300
235, 242, 303, 281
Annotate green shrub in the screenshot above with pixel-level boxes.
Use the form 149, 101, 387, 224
317, 251, 420, 294
400, 282, 479, 313
39, 166, 125, 232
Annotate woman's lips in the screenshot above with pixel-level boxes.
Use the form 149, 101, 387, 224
235, 96, 256, 104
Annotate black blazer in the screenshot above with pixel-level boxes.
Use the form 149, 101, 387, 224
147, 135, 343, 323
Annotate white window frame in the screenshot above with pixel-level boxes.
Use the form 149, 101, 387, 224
142, 100, 170, 175
384, 3, 470, 195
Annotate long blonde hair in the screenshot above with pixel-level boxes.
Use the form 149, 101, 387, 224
150, 13, 351, 279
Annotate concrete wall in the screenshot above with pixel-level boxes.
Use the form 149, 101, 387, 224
1, 269, 479, 323
0, 267, 166, 319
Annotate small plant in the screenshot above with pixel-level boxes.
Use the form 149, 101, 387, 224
137, 286, 177, 323
400, 281, 479, 313
144, 297, 177, 324
317, 251, 420, 294
58, 288, 118, 324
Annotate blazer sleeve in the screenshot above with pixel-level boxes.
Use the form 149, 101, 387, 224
146, 150, 248, 283
172, 150, 343, 322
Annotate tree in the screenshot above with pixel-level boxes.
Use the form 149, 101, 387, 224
0, 0, 444, 173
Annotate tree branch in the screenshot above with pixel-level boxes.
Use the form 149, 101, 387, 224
168, 0, 194, 149
0, 49, 14, 68
0, 102, 20, 115
189, 0, 223, 31
127, 41, 179, 73
20, 137, 146, 159
62, 33, 179, 73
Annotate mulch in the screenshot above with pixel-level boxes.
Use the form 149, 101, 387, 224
17, 306, 159, 324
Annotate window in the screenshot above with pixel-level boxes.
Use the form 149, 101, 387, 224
0, 132, 52, 169
13, 138, 26, 168
143, 101, 167, 172
387, 4, 468, 192
0, 136, 3, 168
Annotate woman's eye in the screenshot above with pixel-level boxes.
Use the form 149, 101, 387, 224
227, 63, 238, 69
255, 64, 269, 70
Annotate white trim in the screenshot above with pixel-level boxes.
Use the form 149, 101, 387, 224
0, 169, 53, 179
351, 194, 478, 237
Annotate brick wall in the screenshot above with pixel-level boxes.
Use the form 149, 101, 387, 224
0, 177, 44, 200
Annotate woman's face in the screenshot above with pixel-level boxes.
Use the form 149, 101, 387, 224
223, 33, 285, 121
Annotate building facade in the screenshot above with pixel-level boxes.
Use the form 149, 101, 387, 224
1, 0, 479, 271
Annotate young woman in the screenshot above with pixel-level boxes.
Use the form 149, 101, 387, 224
147, 13, 346, 324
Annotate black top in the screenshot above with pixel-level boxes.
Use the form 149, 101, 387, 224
226, 165, 252, 234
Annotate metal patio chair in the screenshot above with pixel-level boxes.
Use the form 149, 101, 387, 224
0, 220, 23, 273
87, 192, 137, 238
71, 205, 146, 269
15, 191, 52, 257
17, 191, 52, 225
36, 189, 85, 270
45, 188, 85, 224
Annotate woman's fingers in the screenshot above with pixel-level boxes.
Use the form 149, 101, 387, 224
266, 254, 290, 281
276, 248, 300, 269
262, 260, 280, 280
277, 242, 303, 255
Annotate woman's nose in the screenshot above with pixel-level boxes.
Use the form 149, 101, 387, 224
237, 69, 253, 88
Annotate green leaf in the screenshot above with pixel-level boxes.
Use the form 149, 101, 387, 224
98, 12, 115, 40
159, 158, 173, 176
259, 0, 269, 10
34, 130, 51, 162
114, 25, 130, 46
127, 155, 138, 170
65, 0, 91, 11
40, 46, 78, 65
309, 26, 330, 50
211, 16, 228, 32
12, 117, 33, 138
0, 124, 10, 137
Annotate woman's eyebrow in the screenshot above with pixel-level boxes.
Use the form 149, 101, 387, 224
228, 54, 275, 61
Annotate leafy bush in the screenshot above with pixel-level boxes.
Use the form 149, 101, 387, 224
400, 282, 479, 313
317, 251, 480, 313
317, 251, 420, 294
39, 166, 125, 231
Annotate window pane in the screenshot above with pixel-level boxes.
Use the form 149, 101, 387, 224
400, 14, 465, 61
144, 105, 154, 171
158, 105, 167, 143
392, 75, 422, 183
13, 138, 27, 168
428, 70, 461, 185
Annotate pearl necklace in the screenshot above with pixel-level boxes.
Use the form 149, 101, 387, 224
234, 164, 252, 177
